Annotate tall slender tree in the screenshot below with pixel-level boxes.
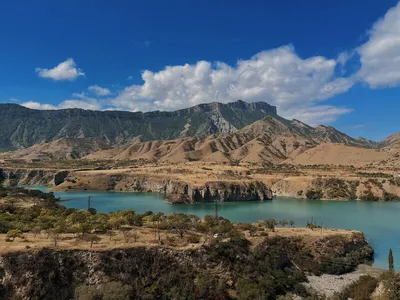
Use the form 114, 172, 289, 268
389, 248, 395, 272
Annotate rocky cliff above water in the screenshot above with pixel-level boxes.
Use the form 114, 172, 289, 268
0, 168, 68, 187
0, 168, 273, 203
56, 171, 273, 203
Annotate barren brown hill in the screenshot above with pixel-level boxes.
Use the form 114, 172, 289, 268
85, 115, 378, 164
0, 138, 111, 160
285, 143, 389, 166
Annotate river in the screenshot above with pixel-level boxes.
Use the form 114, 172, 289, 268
28, 186, 400, 270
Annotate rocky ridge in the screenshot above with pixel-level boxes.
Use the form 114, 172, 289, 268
0, 100, 276, 150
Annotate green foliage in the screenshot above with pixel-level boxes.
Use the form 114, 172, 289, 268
75, 281, 133, 300
6, 229, 24, 242
359, 190, 380, 201
186, 233, 201, 243
306, 189, 324, 200
264, 218, 277, 232
0, 186, 377, 299
335, 275, 378, 300
389, 248, 394, 272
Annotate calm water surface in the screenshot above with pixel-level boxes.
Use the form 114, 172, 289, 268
28, 186, 400, 270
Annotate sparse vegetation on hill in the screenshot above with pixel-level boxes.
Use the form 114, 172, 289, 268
0, 185, 374, 299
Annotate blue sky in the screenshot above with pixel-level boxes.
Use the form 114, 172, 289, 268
1, 0, 400, 141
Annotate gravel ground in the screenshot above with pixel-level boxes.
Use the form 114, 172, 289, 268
303, 264, 385, 297
304, 273, 363, 297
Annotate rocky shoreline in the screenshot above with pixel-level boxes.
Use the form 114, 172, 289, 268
0, 167, 273, 204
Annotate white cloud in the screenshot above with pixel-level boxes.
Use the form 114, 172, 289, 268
21, 101, 57, 110
57, 99, 100, 110
286, 105, 353, 126
88, 85, 111, 96
110, 45, 354, 124
36, 58, 85, 81
357, 2, 400, 87
22, 97, 100, 111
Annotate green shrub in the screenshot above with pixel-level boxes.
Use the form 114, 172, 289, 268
186, 233, 201, 243
306, 189, 324, 200
75, 281, 133, 300
336, 275, 378, 300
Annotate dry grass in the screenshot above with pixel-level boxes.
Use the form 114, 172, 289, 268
0, 226, 359, 254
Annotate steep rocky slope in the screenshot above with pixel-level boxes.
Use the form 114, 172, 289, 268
86, 115, 376, 164
0, 100, 276, 150
0, 234, 372, 300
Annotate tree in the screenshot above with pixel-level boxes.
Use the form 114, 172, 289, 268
279, 220, 288, 228
289, 220, 295, 227
87, 207, 97, 215
151, 212, 164, 242
48, 228, 61, 247
167, 213, 192, 239
249, 225, 257, 237
120, 225, 133, 242
31, 226, 41, 238
6, 229, 25, 242
83, 234, 101, 248
264, 218, 277, 232
106, 230, 116, 241
90, 213, 109, 233
389, 248, 395, 272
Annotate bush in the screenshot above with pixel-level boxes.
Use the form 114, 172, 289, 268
75, 281, 133, 300
306, 189, 324, 200
336, 275, 378, 300
186, 233, 201, 243
6, 229, 25, 242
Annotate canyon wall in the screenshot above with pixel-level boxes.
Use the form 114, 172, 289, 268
56, 171, 273, 203
0, 168, 273, 203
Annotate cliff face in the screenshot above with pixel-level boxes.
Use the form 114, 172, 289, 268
272, 176, 400, 201
0, 168, 68, 187
166, 181, 272, 204
56, 171, 273, 203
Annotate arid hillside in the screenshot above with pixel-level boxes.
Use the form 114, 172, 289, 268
85, 115, 384, 165
0, 138, 111, 160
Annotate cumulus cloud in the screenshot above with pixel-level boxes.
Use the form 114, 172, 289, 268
36, 58, 85, 81
88, 85, 111, 96
286, 105, 353, 126
110, 45, 354, 124
21, 101, 57, 110
22, 97, 100, 111
357, 2, 400, 87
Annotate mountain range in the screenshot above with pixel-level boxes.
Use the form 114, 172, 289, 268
0, 100, 276, 150
1, 100, 398, 166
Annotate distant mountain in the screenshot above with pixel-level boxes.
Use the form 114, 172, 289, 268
0, 100, 276, 150
85, 114, 379, 164
380, 132, 400, 148
0, 138, 111, 160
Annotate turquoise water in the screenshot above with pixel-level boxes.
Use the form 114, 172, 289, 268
28, 186, 400, 270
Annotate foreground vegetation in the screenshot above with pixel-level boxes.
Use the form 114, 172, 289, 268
0, 185, 377, 299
